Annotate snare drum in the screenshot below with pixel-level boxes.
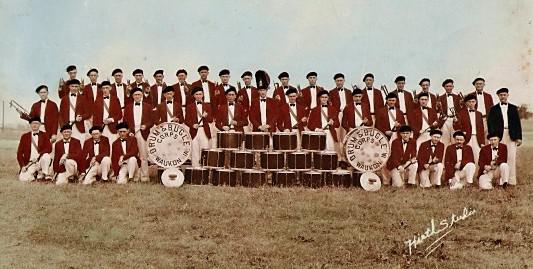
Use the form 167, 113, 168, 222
201, 149, 225, 168
332, 170, 352, 188
240, 169, 266, 187
217, 131, 243, 150
229, 150, 255, 170
313, 151, 338, 171
287, 151, 312, 170
260, 152, 284, 171
272, 170, 296, 187
212, 169, 236, 186
244, 132, 270, 151
184, 167, 209, 185
272, 132, 298, 151
301, 171, 323, 188
301, 131, 326, 151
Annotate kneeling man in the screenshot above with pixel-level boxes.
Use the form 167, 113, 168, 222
417, 129, 445, 188
444, 131, 476, 190
81, 126, 111, 185
53, 124, 83, 185
478, 133, 509, 189
17, 117, 52, 182
384, 125, 418, 187
111, 123, 140, 184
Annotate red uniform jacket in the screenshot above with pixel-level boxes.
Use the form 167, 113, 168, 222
155, 100, 184, 125
111, 82, 130, 108
469, 91, 494, 116
298, 85, 324, 108
53, 138, 83, 173
417, 92, 438, 108
185, 102, 213, 139
215, 102, 248, 132
392, 90, 415, 113
93, 95, 122, 134
130, 81, 152, 107
23, 99, 59, 138
149, 83, 167, 107
374, 106, 406, 137
82, 136, 111, 171
190, 79, 220, 111
329, 87, 352, 112
453, 108, 485, 145
16, 131, 52, 168
248, 98, 278, 132
444, 144, 474, 181
111, 136, 140, 175
273, 86, 296, 106
58, 83, 70, 100
123, 102, 154, 140
170, 82, 192, 107
361, 88, 385, 113
307, 105, 340, 142
386, 138, 417, 171
277, 102, 309, 132
416, 140, 445, 172
59, 94, 91, 132
214, 84, 235, 108
237, 85, 259, 111
407, 106, 439, 139
341, 102, 373, 131
437, 93, 462, 116
478, 143, 507, 177
82, 83, 101, 106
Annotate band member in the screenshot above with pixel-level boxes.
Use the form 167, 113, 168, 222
172, 69, 191, 115
342, 88, 372, 131
83, 68, 101, 105
237, 71, 259, 111
123, 88, 154, 182
487, 88, 522, 185
417, 129, 445, 188
391, 76, 414, 119
190, 65, 219, 111
22, 85, 59, 141
111, 68, 128, 108
375, 93, 406, 142
17, 117, 52, 182
277, 87, 309, 133
59, 79, 90, 142
215, 69, 233, 105
469, 77, 494, 123
298, 72, 324, 109
361, 73, 385, 122
216, 86, 248, 131
418, 78, 437, 108
437, 79, 462, 146
384, 125, 418, 187
273, 72, 296, 105
81, 126, 111, 185
249, 70, 278, 132
185, 87, 213, 167
93, 81, 122, 142
111, 122, 140, 184
307, 90, 340, 151
407, 92, 439, 149
53, 124, 83, 185
478, 133, 509, 189
150, 69, 166, 107
445, 131, 476, 189
58, 65, 78, 99
155, 86, 184, 124
130, 69, 151, 105
453, 94, 485, 163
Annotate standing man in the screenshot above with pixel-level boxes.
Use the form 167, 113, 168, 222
237, 71, 258, 112
437, 79, 462, 146
17, 117, 52, 182
215, 69, 234, 106
130, 69, 151, 105
418, 78, 437, 108
361, 73, 385, 123
384, 125, 418, 187
470, 77, 494, 133
453, 94, 485, 163
185, 87, 213, 167
342, 88, 373, 131
417, 129, 445, 188
299, 72, 324, 110
391, 76, 414, 121
478, 133, 509, 189
81, 126, 111, 185
172, 69, 191, 115
83, 68, 101, 105
215, 86, 248, 132
277, 88, 309, 135
273, 72, 296, 105
444, 131, 476, 190
53, 124, 84, 185
23, 85, 59, 141
487, 88, 522, 185
93, 81, 122, 142
375, 93, 406, 142
111, 68, 128, 109
329, 73, 351, 159
58, 79, 90, 143
190, 65, 218, 111
155, 86, 184, 124
407, 92, 439, 149
111, 123, 140, 184
58, 65, 78, 99
150, 69, 166, 107
307, 90, 340, 152
249, 71, 278, 132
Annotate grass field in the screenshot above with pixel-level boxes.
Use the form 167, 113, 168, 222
1, 121, 532, 268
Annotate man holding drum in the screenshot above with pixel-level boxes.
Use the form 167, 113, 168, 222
249, 70, 278, 133
307, 90, 340, 151
216, 86, 248, 132
185, 87, 213, 167
375, 93, 405, 143
342, 88, 372, 131
277, 87, 308, 149
155, 86, 184, 124
361, 73, 385, 124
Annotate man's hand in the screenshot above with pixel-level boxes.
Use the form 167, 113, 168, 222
424, 164, 430, 169
50, 135, 57, 143
171, 117, 180, 123
394, 121, 400, 127
222, 126, 230, 131
455, 162, 461, 169
193, 124, 199, 129
231, 120, 238, 126
328, 119, 334, 125
363, 118, 369, 124
484, 165, 492, 171
275, 95, 281, 101
301, 117, 308, 123
76, 115, 83, 122
119, 156, 124, 165
21, 166, 28, 172
238, 95, 243, 102
385, 130, 392, 136
140, 125, 146, 131
90, 157, 96, 166
516, 139, 522, 147
398, 165, 405, 173
202, 112, 208, 118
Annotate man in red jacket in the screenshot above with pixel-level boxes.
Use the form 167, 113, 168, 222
444, 131, 476, 190
111, 68, 129, 109
81, 126, 111, 185
130, 69, 152, 106
329, 73, 352, 154
111, 122, 140, 184
417, 129, 445, 188
453, 94, 485, 163
58, 65, 78, 99
407, 92, 439, 149
437, 79, 463, 146
171, 69, 191, 116
375, 93, 406, 143
298, 72, 325, 110
237, 71, 258, 112
150, 69, 166, 107
155, 86, 184, 124
307, 90, 340, 152
93, 81, 122, 143
58, 79, 91, 143
469, 77, 494, 133
361, 73, 385, 123
54, 124, 83, 185
185, 87, 213, 167
17, 117, 53, 182
478, 133, 509, 189
391, 76, 414, 120
190, 65, 219, 111
342, 88, 372, 132
276, 88, 308, 148
83, 68, 101, 106
216, 86, 248, 132
249, 70, 278, 132
417, 78, 437, 108
383, 125, 418, 187
21, 85, 59, 142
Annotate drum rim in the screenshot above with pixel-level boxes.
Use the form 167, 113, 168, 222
244, 132, 270, 135
301, 130, 327, 135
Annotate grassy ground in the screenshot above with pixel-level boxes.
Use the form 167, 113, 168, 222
0, 122, 532, 269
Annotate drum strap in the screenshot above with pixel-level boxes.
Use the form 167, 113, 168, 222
289, 107, 298, 127
228, 107, 235, 127
354, 106, 363, 124
320, 108, 329, 129
387, 110, 397, 125
103, 100, 110, 115
31, 136, 39, 152
69, 100, 76, 118
195, 106, 203, 122
166, 105, 174, 119
421, 110, 430, 128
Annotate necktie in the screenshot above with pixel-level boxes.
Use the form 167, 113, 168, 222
431, 144, 436, 148
64, 140, 69, 144
223, 84, 228, 87
94, 141, 99, 145
246, 86, 251, 89
167, 101, 172, 104
456, 146, 462, 149
228, 102, 234, 106
447, 94, 452, 97
71, 93, 76, 97
492, 147, 498, 151
135, 102, 140, 106
261, 99, 266, 102
403, 141, 408, 145
422, 107, 428, 110
197, 101, 202, 105
120, 138, 126, 142
310, 86, 316, 89
501, 102, 507, 106
117, 84, 123, 87
322, 105, 327, 107
355, 103, 361, 106
477, 92, 482, 95
469, 109, 475, 112
202, 80, 207, 83
40, 100, 45, 103
91, 83, 96, 86
398, 90, 404, 93
103, 96, 109, 99
339, 88, 343, 91
388, 107, 394, 110
33, 132, 38, 136
284, 87, 288, 90
290, 104, 295, 107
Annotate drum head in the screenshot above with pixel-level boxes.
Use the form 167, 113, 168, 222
161, 168, 185, 188
360, 172, 381, 192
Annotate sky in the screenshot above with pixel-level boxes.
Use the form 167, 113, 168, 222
0, 0, 531, 125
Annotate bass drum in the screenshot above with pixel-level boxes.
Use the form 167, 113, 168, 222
343, 127, 390, 172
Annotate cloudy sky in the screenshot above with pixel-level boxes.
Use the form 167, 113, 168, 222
0, 0, 531, 125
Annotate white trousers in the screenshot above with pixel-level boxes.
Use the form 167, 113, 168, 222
191, 128, 210, 167
383, 163, 418, 187
209, 122, 218, 148
135, 132, 149, 182
102, 126, 118, 145
117, 157, 139, 184
416, 132, 431, 151
71, 124, 87, 144
18, 153, 52, 182
335, 112, 346, 161
479, 163, 509, 190
467, 137, 481, 164
419, 163, 444, 187
56, 159, 78, 185
502, 129, 517, 185
82, 156, 111, 185
449, 162, 476, 190
441, 118, 454, 147
325, 130, 336, 152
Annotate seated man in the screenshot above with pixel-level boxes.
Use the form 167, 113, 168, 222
111, 123, 140, 184
17, 117, 52, 182
478, 133, 509, 190
417, 129, 445, 188
444, 131, 476, 190
81, 126, 111, 185
53, 124, 83, 185
384, 125, 418, 187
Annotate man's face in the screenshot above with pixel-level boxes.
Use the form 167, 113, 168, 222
353, 94, 363, 103
396, 81, 405, 90
280, 77, 289, 86
430, 134, 441, 144
118, 129, 129, 139
400, 131, 411, 140
62, 130, 72, 139
102, 85, 111, 95
454, 135, 465, 145
164, 91, 174, 101
88, 72, 98, 83
419, 96, 429, 107
177, 73, 187, 82
91, 130, 101, 140
308, 76, 317, 85
420, 81, 430, 91
497, 92, 509, 103
335, 77, 344, 88
242, 76, 252, 85
220, 75, 230, 84
226, 92, 236, 102
30, 122, 40, 131
68, 70, 77, 79
134, 74, 144, 82
288, 93, 297, 103
69, 84, 78, 93
489, 136, 500, 147
258, 89, 267, 98
466, 99, 477, 109
320, 95, 328, 104
38, 88, 48, 100
132, 92, 143, 102
199, 70, 209, 80
364, 77, 374, 88
154, 74, 164, 84
386, 98, 397, 107
444, 83, 454, 93
474, 81, 485, 91
194, 91, 204, 101
113, 72, 123, 83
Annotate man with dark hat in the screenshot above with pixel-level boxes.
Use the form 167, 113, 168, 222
417, 78, 437, 108
149, 69, 167, 107
361, 73, 385, 122
216, 86, 248, 132
487, 88, 522, 185
58, 65, 79, 99
155, 86, 184, 124
54, 124, 84, 185
417, 129, 445, 188
453, 93, 485, 163
81, 126, 111, 185
375, 93, 406, 142
384, 125, 418, 187
215, 69, 233, 105
17, 117, 53, 182
469, 77, 494, 121
437, 79, 462, 146
190, 65, 218, 111
307, 90, 340, 152
407, 92, 439, 149
444, 131, 476, 190
93, 81, 122, 143
329, 73, 352, 155
83, 68, 101, 105
185, 87, 213, 167
237, 71, 258, 113
59, 79, 90, 143
478, 133, 509, 189
277, 87, 309, 141
129, 69, 151, 105
342, 88, 372, 131
391, 76, 414, 121
249, 70, 278, 132
111, 122, 140, 184
22, 85, 59, 142
273, 72, 297, 105
171, 69, 191, 115
111, 68, 129, 109
299, 71, 325, 110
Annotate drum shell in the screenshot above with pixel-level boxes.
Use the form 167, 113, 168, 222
244, 132, 270, 151
272, 170, 296, 187
300, 171, 323, 188
229, 150, 255, 170
313, 151, 338, 171
201, 149, 225, 168
301, 131, 326, 151
333, 170, 352, 187
272, 132, 298, 151
184, 167, 209, 185
212, 169, 236, 186
260, 152, 284, 171
240, 170, 266, 187
287, 152, 312, 170
217, 131, 243, 149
